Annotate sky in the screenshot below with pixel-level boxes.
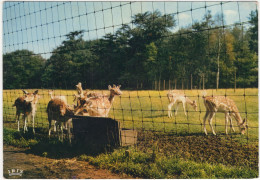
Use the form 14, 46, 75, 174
3, 1, 258, 59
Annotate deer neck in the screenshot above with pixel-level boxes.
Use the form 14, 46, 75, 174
108, 93, 115, 104
233, 111, 243, 125
185, 97, 194, 106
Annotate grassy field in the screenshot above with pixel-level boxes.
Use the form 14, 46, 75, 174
3, 88, 259, 178
3, 88, 258, 140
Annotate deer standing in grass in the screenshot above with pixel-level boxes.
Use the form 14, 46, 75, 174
13, 90, 40, 133
167, 90, 197, 118
203, 95, 247, 135
48, 90, 69, 132
74, 85, 122, 117
48, 90, 67, 103
47, 98, 74, 141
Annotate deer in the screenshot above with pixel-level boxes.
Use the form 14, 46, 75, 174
13, 90, 40, 134
47, 97, 74, 141
167, 90, 197, 118
74, 82, 103, 100
202, 95, 248, 135
73, 82, 105, 116
48, 90, 67, 104
74, 85, 122, 117
48, 90, 68, 132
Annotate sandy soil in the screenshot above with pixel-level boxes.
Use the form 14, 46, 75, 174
3, 144, 133, 179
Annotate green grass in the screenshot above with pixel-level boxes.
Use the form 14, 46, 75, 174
79, 147, 258, 178
3, 88, 258, 141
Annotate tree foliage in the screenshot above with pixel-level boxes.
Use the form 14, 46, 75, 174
3, 10, 258, 89
3, 50, 45, 89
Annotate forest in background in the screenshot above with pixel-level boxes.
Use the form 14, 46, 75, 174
3, 10, 258, 89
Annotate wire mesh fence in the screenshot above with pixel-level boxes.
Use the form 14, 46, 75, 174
3, 1, 258, 171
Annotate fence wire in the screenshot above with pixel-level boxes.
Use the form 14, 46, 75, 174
3, 1, 258, 170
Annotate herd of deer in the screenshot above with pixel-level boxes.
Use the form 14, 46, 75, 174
12, 83, 248, 138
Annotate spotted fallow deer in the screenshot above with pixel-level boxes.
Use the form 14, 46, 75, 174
167, 90, 197, 118
203, 96, 248, 135
73, 82, 105, 116
13, 90, 40, 133
74, 82, 103, 100
74, 85, 122, 117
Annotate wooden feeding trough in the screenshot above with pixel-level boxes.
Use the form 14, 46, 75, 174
72, 116, 137, 149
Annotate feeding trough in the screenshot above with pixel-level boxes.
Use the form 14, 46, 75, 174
72, 116, 137, 150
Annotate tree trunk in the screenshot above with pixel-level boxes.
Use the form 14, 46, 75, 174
191, 74, 193, 90
234, 69, 236, 92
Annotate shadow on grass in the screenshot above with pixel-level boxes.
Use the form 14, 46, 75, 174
4, 127, 115, 159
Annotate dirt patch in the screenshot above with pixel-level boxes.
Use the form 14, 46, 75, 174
138, 132, 259, 170
3, 145, 133, 179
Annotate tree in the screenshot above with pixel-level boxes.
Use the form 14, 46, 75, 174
126, 11, 176, 84
248, 10, 258, 54
3, 50, 45, 89
42, 31, 97, 88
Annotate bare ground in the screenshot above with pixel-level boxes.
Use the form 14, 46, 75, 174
3, 145, 133, 179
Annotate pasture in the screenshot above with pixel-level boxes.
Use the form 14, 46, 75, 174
3, 88, 258, 140
3, 88, 259, 178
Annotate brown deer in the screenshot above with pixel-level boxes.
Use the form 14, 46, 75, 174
167, 90, 197, 118
203, 95, 247, 135
47, 98, 74, 141
48, 90, 67, 104
74, 85, 122, 117
13, 90, 40, 133
48, 90, 68, 132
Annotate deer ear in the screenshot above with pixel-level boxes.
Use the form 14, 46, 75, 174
22, 90, 28, 94
108, 85, 112, 90
118, 85, 121, 88
33, 90, 39, 95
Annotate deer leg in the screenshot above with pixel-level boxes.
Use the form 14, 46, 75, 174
23, 115, 27, 133
225, 113, 229, 135
68, 119, 72, 144
60, 123, 64, 142
54, 121, 57, 132
208, 112, 216, 135
17, 113, 20, 131
168, 102, 174, 118
229, 115, 235, 132
203, 110, 210, 135
175, 103, 179, 116
48, 117, 52, 137
32, 113, 35, 134
182, 102, 187, 116
15, 111, 19, 122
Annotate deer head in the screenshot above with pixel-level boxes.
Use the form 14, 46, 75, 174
192, 100, 198, 112
22, 90, 40, 103
240, 118, 248, 135
108, 84, 123, 96
76, 82, 84, 97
